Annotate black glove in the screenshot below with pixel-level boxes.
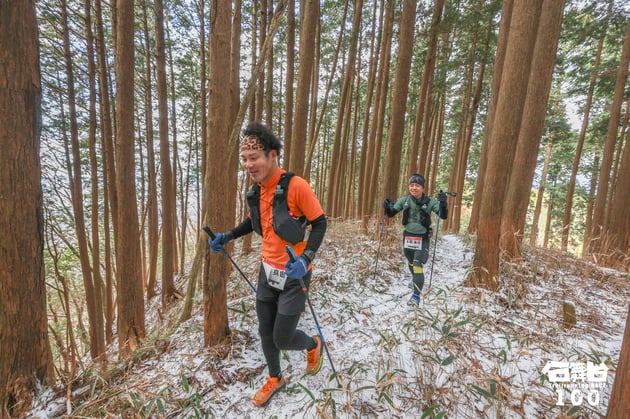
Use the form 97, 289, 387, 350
382, 198, 393, 210
437, 191, 447, 204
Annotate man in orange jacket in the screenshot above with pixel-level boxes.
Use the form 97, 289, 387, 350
209, 121, 327, 407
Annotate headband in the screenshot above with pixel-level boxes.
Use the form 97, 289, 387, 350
241, 135, 265, 151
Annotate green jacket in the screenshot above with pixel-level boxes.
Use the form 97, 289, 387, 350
392, 194, 441, 235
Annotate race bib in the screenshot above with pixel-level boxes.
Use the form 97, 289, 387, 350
262, 261, 288, 290
404, 236, 423, 250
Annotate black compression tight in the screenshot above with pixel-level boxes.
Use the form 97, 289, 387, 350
256, 300, 316, 377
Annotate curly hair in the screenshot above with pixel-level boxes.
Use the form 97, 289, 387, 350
242, 121, 282, 156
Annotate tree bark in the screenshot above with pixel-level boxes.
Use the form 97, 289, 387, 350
468, 0, 543, 290
382, 0, 417, 201
114, 0, 146, 356
607, 306, 630, 416
0, 0, 54, 414
500, 0, 565, 259
590, 19, 630, 255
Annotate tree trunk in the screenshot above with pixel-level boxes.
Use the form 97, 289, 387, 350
326, 0, 362, 217
590, 19, 630, 255
141, 0, 159, 300
468, 0, 543, 290
529, 139, 553, 248
382, 0, 417, 200
283, 0, 295, 169
408, 0, 444, 177
561, 1, 612, 252
61, 0, 104, 360
203, 0, 233, 346
155, 0, 180, 307
115, 0, 146, 356
607, 306, 630, 416
501, 0, 565, 259
94, 0, 117, 343
0, 0, 54, 414
289, 0, 318, 176
468, 0, 513, 234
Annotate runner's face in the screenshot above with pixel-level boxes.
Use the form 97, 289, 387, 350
241, 148, 278, 183
408, 182, 423, 198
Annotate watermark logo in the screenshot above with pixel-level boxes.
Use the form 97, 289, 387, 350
541, 360, 609, 407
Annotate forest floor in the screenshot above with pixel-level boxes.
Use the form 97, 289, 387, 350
30, 220, 629, 418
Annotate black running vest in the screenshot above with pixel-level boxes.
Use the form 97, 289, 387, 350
247, 172, 309, 245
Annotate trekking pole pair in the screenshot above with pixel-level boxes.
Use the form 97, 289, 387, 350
428, 191, 456, 289
203, 226, 257, 292
286, 245, 342, 388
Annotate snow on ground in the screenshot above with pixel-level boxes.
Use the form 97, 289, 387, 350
30, 221, 629, 418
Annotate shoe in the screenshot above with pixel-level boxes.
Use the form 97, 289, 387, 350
407, 293, 420, 306
252, 375, 286, 407
306, 335, 323, 375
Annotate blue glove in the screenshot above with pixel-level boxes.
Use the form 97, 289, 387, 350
285, 256, 309, 279
208, 233, 230, 253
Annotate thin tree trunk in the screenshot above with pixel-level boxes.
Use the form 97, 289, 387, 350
142, 0, 159, 300
529, 139, 553, 248
562, 0, 612, 252
61, 0, 103, 359
115, 0, 146, 356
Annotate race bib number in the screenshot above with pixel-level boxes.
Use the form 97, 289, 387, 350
262, 261, 288, 290
404, 236, 423, 250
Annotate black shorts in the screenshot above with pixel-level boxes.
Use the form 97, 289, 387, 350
402, 230, 430, 266
256, 263, 311, 316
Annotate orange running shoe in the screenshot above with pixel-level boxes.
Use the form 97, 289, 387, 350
306, 335, 323, 375
252, 375, 286, 407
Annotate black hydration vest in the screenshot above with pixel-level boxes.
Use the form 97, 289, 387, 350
247, 172, 309, 245
402, 194, 432, 231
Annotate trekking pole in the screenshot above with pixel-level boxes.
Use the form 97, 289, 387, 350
203, 226, 257, 293
372, 214, 387, 281
286, 245, 342, 388
428, 191, 456, 289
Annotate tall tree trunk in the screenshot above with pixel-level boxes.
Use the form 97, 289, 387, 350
0, 0, 54, 414
468, 0, 513, 234
365, 0, 394, 219
468, 0, 543, 290
501, 0, 565, 259
142, 0, 159, 300
590, 19, 630, 255
358, 0, 381, 225
155, 0, 179, 307
382, 0, 416, 200
289, 0, 318, 176
408, 0, 444, 177
283, 0, 295, 169
203, 0, 233, 346
94, 0, 117, 342
326, 0, 363, 217
84, 0, 107, 359
115, 0, 146, 356
61, 0, 103, 360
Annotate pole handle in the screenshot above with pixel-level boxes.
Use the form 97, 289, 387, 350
286, 245, 298, 263
202, 225, 216, 240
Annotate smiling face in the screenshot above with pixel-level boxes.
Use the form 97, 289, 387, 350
241, 148, 278, 184
408, 182, 423, 199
